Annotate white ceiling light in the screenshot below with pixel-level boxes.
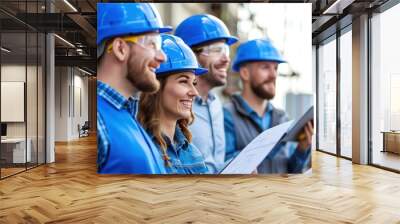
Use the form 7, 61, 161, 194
54, 34, 75, 48
63, 0, 78, 12
323, 0, 355, 15
1, 47, 11, 53
78, 67, 93, 76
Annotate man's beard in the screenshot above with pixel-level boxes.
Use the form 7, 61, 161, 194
203, 63, 227, 87
251, 80, 275, 100
127, 58, 160, 93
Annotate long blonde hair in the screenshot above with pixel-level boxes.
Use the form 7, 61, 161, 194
137, 75, 194, 167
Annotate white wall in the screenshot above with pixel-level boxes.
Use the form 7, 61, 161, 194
55, 66, 68, 141
1, 82, 24, 123
72, 72, 89, 138
55, 67, 89, 141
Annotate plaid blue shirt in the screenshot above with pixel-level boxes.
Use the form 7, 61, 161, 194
97, 81, 139, 169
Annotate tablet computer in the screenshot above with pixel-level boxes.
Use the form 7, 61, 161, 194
281, 106, 313, 142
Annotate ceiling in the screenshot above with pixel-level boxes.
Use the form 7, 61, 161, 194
309, 0, 390, 44
0, 0, 96, 73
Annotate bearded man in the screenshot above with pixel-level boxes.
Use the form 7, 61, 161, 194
175, 14, 238, 173
96, 3, 171, 174
223, 39, 313, 174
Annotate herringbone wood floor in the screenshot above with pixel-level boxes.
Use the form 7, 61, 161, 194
1, 135, 400, 223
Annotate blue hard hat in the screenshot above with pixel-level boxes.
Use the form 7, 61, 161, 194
232, 39, 286, 72
156, 34, 208, 76
175, 14, 238, 47
97, 3, 172, 45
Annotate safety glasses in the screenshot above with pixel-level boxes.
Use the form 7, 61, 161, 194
195, 42, 230, 57
106, 34, 162, 53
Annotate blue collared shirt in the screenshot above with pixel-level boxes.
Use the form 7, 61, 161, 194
97, 81, 166, 174
189, 93, 226, 174
154, 126, 209, 174
223, 94, 310, 173
97, 81, 137, 168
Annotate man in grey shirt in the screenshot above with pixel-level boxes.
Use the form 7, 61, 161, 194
175, 14, 238, 173
224, 39, 312, 174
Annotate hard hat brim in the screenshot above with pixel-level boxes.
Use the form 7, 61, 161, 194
232, 59, 287, 72
158, 26, 173, 33
156, 67, 208, 77
190, 36, 239, 47
193, 67, 208, 76
225, 36, 239, 46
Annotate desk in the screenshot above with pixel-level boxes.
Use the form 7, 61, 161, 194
1, 138, 31, 163
381, 131, 400, 154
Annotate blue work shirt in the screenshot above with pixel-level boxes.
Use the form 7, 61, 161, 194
189, 93, 226, 174
223, 94, 310, 173
97, 81, 166, 174
152, 126, 209, 174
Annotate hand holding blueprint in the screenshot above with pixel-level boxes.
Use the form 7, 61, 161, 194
220, 121, 293, 174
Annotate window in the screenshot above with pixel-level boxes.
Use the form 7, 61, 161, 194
339, 28, 352, 158
0, 0, 47, 179
317, 36, 337, 155
371, 2, 400, 171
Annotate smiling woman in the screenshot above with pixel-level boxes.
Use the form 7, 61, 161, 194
160, 73, 198, 123
137, 34, 209, 174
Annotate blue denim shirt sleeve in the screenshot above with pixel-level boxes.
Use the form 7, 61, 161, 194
159, 126, 209, 174
287, 142, 311, 173
223, 107, 237, 162
165, 143, 210, 174
185, 143, 210, 174
97, 111, 109, 170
